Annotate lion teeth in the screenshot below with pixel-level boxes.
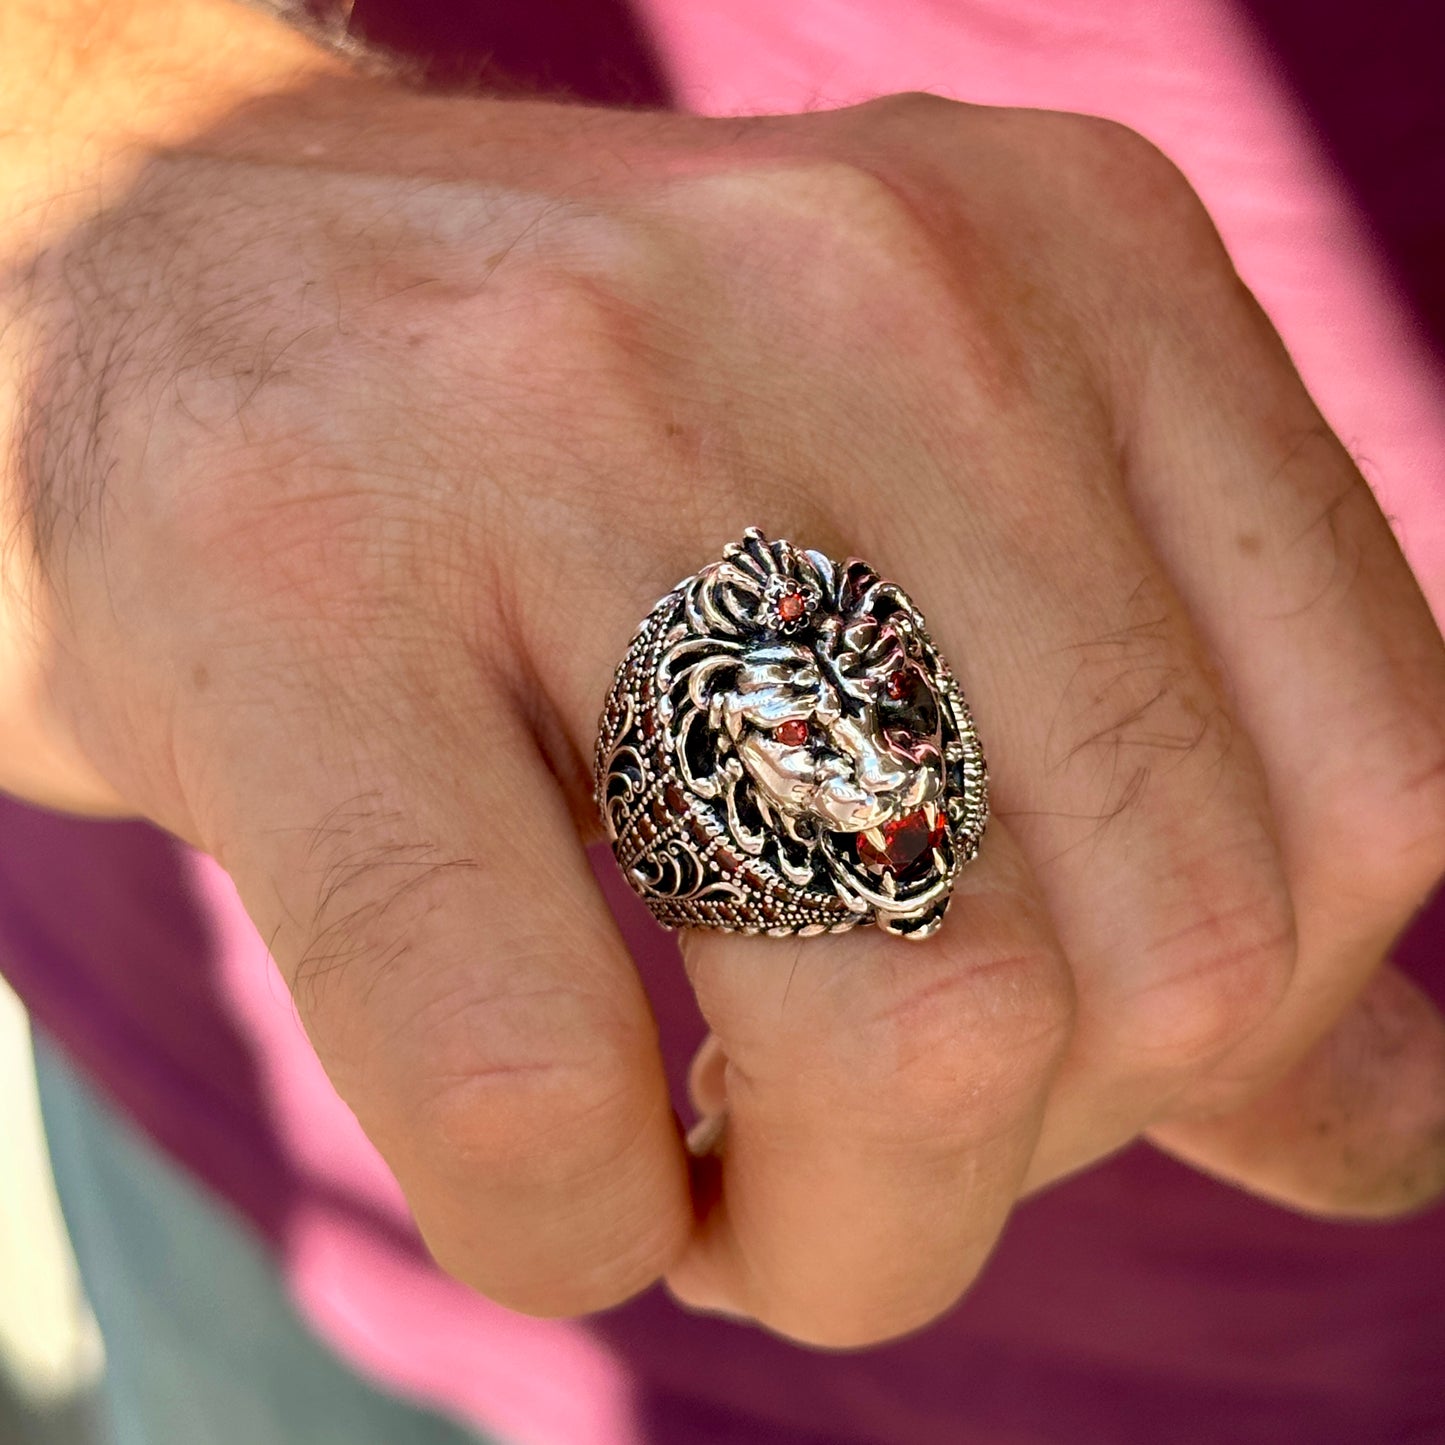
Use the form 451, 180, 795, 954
863, 826, 888, 854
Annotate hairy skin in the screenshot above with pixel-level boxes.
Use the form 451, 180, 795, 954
4, 0, 1445, 1349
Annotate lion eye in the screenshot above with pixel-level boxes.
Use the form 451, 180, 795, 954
775, 718, 812, 747
880, 664, 939, 738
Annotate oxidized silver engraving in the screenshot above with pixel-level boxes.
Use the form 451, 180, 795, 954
593, 528, 988, 939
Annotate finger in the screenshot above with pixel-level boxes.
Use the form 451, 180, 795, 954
1108, 215, 1445, 1206
525, 508, 1073, 1347
1148, 962, 1445, 1217
668, 821, 1073, 1348
190, 650, 692, 1316
849, 381, 1300, 1188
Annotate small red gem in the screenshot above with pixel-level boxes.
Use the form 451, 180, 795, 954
856, 808, 946, 873
886, 667, 911, 700
777, 590, 807, 622
775, 718, 811, 747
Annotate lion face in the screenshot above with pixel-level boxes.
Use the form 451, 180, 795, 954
718, 628, 946, 845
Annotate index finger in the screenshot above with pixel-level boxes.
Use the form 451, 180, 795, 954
204, 656, 693, 1317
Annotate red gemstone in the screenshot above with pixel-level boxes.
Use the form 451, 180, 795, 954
775, 718, 811, 747
856, 808, 945, 873
777, 589, 807, 622
885, 667, 911, 700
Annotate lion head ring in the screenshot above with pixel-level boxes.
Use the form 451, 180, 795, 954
593, 528, 989, 940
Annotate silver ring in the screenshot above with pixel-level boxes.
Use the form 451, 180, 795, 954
593, 528, 989, 940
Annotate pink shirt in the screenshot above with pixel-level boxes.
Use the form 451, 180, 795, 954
3, 2, 1443, 1441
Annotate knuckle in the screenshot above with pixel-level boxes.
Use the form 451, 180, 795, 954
476, 266, 664, 436
868, 88, 967, 124
493, 264, 643, 367
671, 151, 970, 331
1069, 115, 1211, 225
1063, 115, 1190, 187
155, 408, 464, 636
370, 970, 682, 1320
732, 152, 926, 236
1036, 114, 1232, 287
1124, 884, 1297, 1066
754, 160, 944, 298
732, 155, 1023, 405
838, 943, 1074, 1139
397, 981, 649, 1184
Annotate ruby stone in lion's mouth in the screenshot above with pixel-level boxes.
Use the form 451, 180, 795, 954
855, 805, 946, 874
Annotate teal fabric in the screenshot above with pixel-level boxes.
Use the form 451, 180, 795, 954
33, 1040, 494, 1445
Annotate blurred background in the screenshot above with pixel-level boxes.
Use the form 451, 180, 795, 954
0, 978, 104, 1445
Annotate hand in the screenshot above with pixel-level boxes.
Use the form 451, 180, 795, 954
6, 50, 1445, 1346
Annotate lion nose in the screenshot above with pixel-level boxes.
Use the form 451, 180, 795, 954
842, 726, 912, 795
860, 752, 910, 793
